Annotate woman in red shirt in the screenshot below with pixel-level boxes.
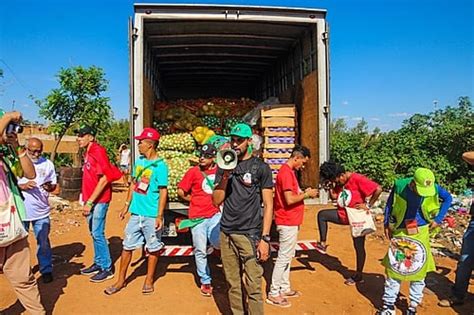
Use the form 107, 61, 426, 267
316, 161, 382, 285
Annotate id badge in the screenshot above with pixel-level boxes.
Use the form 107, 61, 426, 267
134, 177, 150, 194
405, 219, 419, 235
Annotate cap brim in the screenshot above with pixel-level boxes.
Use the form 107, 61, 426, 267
415, 184, 436, 197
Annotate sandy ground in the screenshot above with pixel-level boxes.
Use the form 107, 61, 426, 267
1, 185, 472, 315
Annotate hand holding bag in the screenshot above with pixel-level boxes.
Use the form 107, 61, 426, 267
0, 195, 28, 247
346, 206, 376, 238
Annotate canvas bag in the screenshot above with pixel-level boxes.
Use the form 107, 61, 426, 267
345, 206, 376, 238
0, 194, 28, 247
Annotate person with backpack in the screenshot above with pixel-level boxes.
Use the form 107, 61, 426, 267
378, 168, 451, 315
177, 143, 221, 297
315, 161, 382, 285
105, 127, 168, 295
0, 110, 45, 314
213, 123, 274, 315
76, 125, 122, 283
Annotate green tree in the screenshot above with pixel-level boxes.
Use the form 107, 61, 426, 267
37, 66, 112, 162
96, 119, 130, 163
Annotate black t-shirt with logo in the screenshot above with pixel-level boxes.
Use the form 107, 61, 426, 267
215, 157, 274, 236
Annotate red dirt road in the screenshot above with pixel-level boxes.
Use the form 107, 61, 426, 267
1, 186, 472, 314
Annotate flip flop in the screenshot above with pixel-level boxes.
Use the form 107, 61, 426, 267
265, 297, 291, 308
344, 276, 364, 286
142, 284, 154, 295
104, 285, 124, 295
281, 290, 302, 298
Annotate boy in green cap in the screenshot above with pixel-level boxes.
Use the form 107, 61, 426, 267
378, 168, 452, 315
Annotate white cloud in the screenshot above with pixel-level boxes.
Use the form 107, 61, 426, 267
342, 100, 349, 106
389, 112, 410, 117
351, 117, 363, 121
336, 115, 349, 120
369, 117, 380, 121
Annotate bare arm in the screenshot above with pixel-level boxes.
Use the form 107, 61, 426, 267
212, 170, 231, 207
156, 187, 168, 230
261, 188, 274, 235
177, 188, 191, 202
462, 151, 474, 165
283, 188, 318, 206
367, 186, 383, 207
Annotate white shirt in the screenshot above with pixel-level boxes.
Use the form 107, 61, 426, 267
120, 149, 131, 166
18, 157, 57, 221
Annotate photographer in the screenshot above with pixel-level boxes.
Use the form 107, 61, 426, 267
0, 111, 45, 314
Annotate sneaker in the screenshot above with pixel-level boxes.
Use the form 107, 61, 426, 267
90, 269, 114, 283
200, 284, 213, 297
265, 295, 291, 308
376, 304, 395, 315
406, 306, 417, 315
438, 296, 464, 307
42, 272, 53, 284
80, 264, 101, 276
314, 242, 327, 255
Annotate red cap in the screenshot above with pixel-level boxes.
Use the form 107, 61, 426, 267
134, 127, 160, 141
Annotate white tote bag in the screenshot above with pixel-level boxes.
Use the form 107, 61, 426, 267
0, 195, 28, 247
345, 207, 376, 238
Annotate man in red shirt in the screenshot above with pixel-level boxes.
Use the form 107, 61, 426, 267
178, 143, 221, 297
76, 125, 120, 283
266, 145, 318, 308
316, 161, 382, 285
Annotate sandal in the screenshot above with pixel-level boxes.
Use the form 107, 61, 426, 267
142, 284, 154, 295
265, 295, 291, 308
104, 285, 125, 295
281, 290, 302, 298
344, 275, 364, 286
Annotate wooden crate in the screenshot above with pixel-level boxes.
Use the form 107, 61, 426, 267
269, 164, 282, 170
261, 105, 296, 117
262, 152, 291, 159
263, 130, 296, 137
261, 117, 295, 128
263, 143, 295, 149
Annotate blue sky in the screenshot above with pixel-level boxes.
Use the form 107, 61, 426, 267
0, 0, 472, 131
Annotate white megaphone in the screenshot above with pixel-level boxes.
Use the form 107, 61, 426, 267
216, 149, 238, 170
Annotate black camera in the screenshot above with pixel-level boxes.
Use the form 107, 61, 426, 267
6, 123, 23, 134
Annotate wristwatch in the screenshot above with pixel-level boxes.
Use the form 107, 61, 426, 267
261, 235, 271, 243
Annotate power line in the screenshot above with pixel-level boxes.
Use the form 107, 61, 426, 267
0, 59, 38, 97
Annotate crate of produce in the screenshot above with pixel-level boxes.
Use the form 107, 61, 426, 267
261, 104, 296, 117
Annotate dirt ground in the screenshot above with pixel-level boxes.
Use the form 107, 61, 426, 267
1, 185, 472, 315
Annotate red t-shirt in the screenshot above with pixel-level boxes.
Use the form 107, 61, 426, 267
81, 142, 113, 203
178, 166, 219, 219
274, 164, 305, 226
334, 173, 379, 224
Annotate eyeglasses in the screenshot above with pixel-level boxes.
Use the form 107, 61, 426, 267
27, 148, 42, 155
230, 136, 246, 145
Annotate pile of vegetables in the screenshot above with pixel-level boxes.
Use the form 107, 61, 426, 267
158, 133, 196, 152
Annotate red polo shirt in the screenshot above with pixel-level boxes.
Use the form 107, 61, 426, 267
81, 142, 113, 203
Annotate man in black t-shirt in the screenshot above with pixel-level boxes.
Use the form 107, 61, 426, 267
213, 123, 274, 315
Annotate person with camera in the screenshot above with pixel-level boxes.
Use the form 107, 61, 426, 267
213, 123, 274, 315
0, 111, 45, 314
316, 161, 382, 286
18, 137, 57, 284
177, 143, 221, 297
266, 145, 318, 308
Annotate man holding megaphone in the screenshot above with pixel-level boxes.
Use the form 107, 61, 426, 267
213, 123, 274, 315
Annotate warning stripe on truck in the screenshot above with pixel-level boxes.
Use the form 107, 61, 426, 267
158, 240, 320, 257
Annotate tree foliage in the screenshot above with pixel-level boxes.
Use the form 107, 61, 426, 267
330, 97, 473, 193
37, 66, 112, 161
96, 119, 130, 163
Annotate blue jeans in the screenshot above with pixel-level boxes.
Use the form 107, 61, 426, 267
123, 214, 164, 252
87, 203, 112, 271
382, 277, 425, 307
452, 218, 474, 299
191, 212, 221, 285
23, 216, 52, 275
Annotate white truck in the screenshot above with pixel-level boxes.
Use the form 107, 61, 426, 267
128, 3, 330, 231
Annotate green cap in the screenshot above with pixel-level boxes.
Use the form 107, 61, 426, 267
229, 123, 252, 138
413, 168, 436, 197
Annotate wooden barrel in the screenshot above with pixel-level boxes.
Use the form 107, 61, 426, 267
59, 167, 83, 201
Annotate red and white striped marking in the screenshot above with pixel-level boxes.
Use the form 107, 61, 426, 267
158, 240, 320, 257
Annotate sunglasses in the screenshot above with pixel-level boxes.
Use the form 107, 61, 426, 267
27, 148, 42, 155
230, 136, 247, 145
200, 153, 215, 159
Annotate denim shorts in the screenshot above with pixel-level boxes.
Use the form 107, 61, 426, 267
123, 214, 164, 252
